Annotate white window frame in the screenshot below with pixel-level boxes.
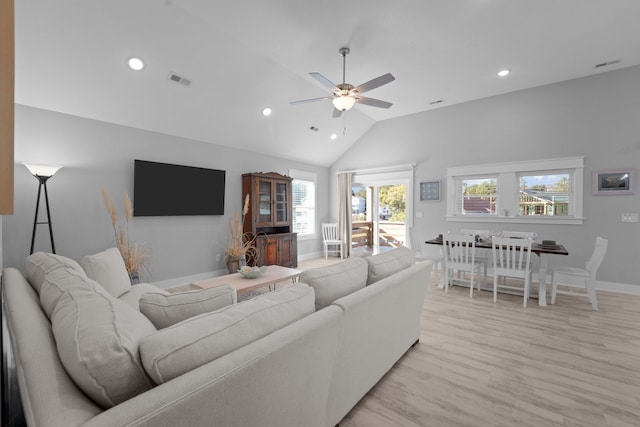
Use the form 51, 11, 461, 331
446, 157, 584, 225
289, 169, 317, 239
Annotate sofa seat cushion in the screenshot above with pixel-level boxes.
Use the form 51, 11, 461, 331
25, 252, 85, 294
139, 285, 237, 329
365, 247, 414, 285
299, 257, 368, 310
81, 248, 132, 298
139, 283, 315, 384
51, 286, 157, 408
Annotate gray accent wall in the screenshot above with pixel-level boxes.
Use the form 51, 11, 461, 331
3, 105, 328, 284
330, 65, 640, 288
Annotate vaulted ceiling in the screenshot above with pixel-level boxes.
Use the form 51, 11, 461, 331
14, 0, 640, 167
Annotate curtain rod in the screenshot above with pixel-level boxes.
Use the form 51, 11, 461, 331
337, 163, 415, 175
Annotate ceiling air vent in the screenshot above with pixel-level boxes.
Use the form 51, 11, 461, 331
594, 59, 622, 69
168, 72, 192, 87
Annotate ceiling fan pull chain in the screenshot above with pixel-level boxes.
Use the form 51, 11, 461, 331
343, 113, 347, 135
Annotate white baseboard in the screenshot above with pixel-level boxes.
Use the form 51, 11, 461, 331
298, 251, 324, 261
595, 280, 640, 295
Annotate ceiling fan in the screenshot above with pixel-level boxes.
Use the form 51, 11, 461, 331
291, 47, 395, 118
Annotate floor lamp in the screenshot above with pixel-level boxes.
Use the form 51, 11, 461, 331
23, 163, 63, 255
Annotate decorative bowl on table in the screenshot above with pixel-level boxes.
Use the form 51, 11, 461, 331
238, 266, 268, 279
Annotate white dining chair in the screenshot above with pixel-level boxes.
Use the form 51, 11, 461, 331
409, 227, 442, 270
491, 236, 534, 307
459, 229, 489, 280
551, 237, 607, 310
321, 223, 343, 260
443, 233, 484, 297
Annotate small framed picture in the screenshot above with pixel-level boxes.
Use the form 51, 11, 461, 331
420, 180, 441, 201
592, 169, 636, 195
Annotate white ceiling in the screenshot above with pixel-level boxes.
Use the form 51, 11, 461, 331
14, 0, 640, 167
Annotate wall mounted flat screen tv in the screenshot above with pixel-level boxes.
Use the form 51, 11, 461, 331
134, 160, 225, 216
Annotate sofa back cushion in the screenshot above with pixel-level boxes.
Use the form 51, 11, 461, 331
365, 246, 414, 285
139, 285, 237, 329
25, 252, 85, 294
139, 283, 315, 384
81, 248, 132, 297
300, 257, 368, 310
51, 286, 157, 408
39, 266, 110, 320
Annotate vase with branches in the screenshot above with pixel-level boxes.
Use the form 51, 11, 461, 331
225, 193, 258, 273
101, 186, 149, 283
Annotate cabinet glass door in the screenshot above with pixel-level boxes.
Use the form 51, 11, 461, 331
274, 181, 288, 224
258, 179, 272, 224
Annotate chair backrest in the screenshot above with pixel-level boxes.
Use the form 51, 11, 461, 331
408, 227, 422, 252
491, 236, 533, 274
322, 223, 339, 241
585, 237, 608, 277
500, 230, 537, 239
444, 233, 477, 266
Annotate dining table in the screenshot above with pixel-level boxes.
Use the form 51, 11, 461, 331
425, 236, 568, 306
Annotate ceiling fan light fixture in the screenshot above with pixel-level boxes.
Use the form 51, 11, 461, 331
332, 95, 356, 111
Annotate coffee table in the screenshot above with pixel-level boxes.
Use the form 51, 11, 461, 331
191, 265, 303, 295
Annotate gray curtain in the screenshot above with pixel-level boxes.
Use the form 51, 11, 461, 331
337, 172, 353, 258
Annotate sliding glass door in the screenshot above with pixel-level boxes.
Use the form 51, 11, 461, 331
352, 180, 408, 254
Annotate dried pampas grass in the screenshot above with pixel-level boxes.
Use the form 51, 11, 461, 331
226, 194, 257, 258
101, 186, 149, 275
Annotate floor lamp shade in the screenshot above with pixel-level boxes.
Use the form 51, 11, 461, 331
24, 163, 63, 254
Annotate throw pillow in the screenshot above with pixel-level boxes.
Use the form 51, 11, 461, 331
81, 247, 131, 298
51, 286, 156, 408
139, 285, 237, 329
365, 246, 414, 285
139, 283, 314, 384
25, 252, 85, 294
299, 257, 368, 310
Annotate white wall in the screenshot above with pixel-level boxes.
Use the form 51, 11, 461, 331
330, 66, 640, 287
3, 105, 328, 285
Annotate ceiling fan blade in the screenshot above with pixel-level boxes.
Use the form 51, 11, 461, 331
353, 73, 395, 94
309, 72, 339, 91
332, 108, 343, 118
356, 96, 393, 109
290, 96, 333, 105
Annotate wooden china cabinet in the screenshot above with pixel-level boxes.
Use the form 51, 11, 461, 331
242, 172, 297, 268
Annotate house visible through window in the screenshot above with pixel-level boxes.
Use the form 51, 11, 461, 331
458, 177, 498, 215
519, 173, 571, 216
290, 169, 316, 236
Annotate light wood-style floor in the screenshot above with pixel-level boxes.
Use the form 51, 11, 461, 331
339, 268, 640, 427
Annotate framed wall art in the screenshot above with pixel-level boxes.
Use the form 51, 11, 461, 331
420, 180, 441, 201
592, 169, 636, 195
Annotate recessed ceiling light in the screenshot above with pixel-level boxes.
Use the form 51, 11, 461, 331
128, 57, 144, 71
330, 133, 338, 140
262, 107, 272, 117
497, 69, 511, 77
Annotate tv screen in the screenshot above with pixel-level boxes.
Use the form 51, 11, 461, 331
134, 160, 225, 216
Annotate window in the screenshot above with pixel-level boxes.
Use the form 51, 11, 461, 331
518, 172, 571, 216
447, 157, 584, 224
289, 169, 316, 236
456, 176, 498, 216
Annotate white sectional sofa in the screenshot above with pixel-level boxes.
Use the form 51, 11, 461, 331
1, 246, 432, 427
